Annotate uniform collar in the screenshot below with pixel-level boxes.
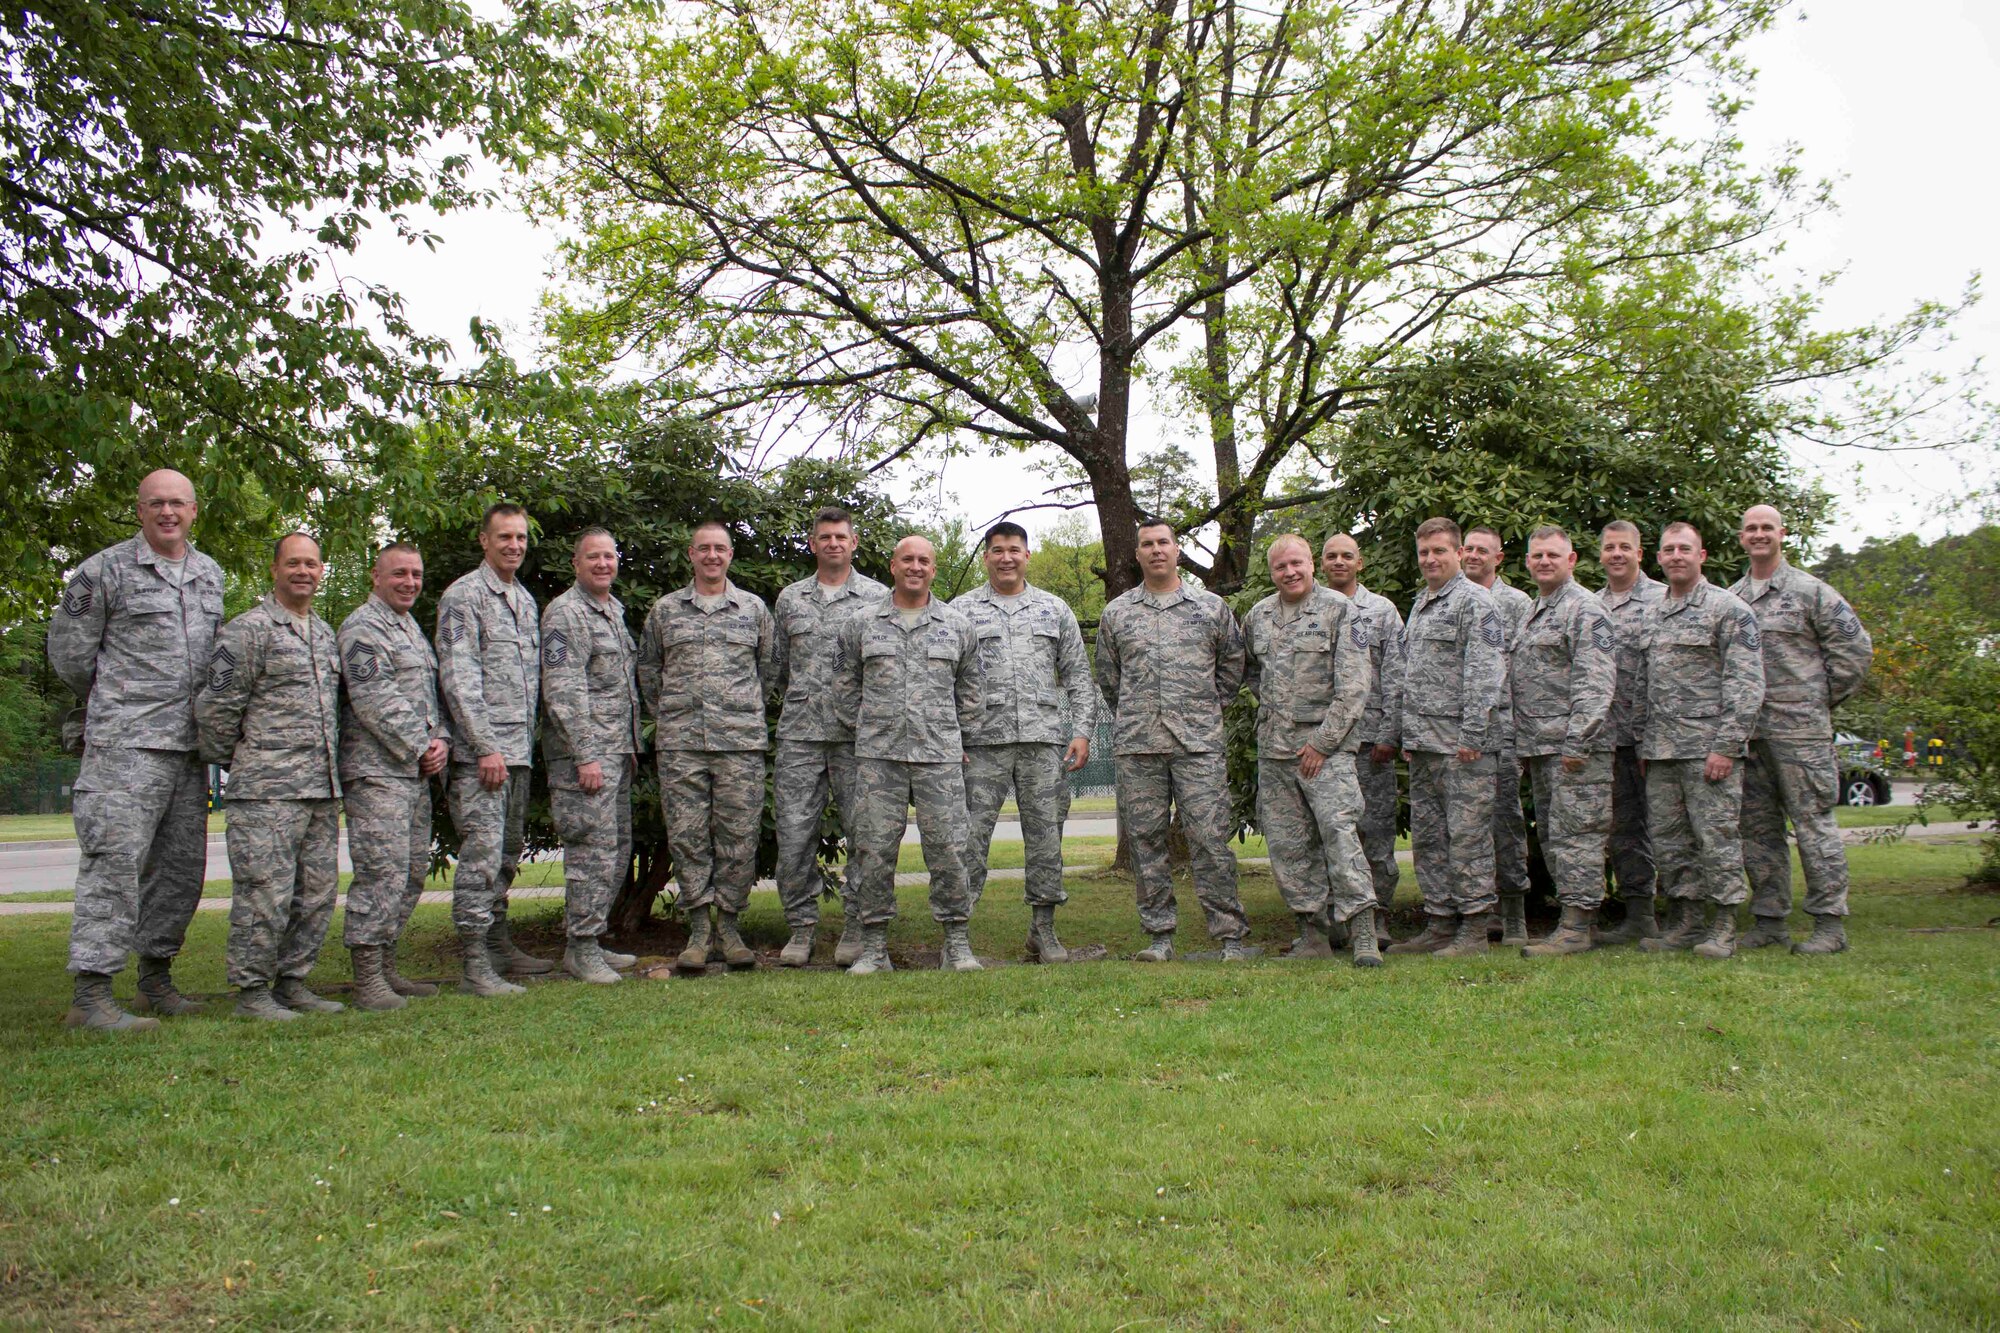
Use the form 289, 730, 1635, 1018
1414, 571, 1469, 611
1134, 581, 1194, 610
811, 572, 870, 602
1600, 571, 1658, 608
477, 561, 526, 601
1662, 577, 1712, 614
872, 595, 944, 627
1532, 578, 1576, 611
674, 579, 749, 609
258, 591, 318, 637
364, 593, 422, 641
966, 581, 1039, 606
571, 584, 626, 619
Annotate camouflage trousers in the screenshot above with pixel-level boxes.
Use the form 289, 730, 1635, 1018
1354, 746, 1401, 908
1608, 745, 1656, 901
773, 739, 860, 929
341, 775, 432, 948
1743, 739, 1849, 918
851, 758, 970, 926
964, 743, 1069, 909
1116, 748, 1247, 941
1407, 749, 1497, 917
551, 754, 634, 939
67, 746, 209, 976
658, 749, 764, 914
447, 762, 530, 935
224, 797, 340, 989
1259, 753, 1375, 924
1524, 752, 1613, 909
1644, 757, 1747, 906
1493, 745, 1530, 896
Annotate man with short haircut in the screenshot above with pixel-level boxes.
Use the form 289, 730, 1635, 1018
1245, 535, 1381, 966
196, 533, 345, 1020
337, 543, 451, 1010
1512, 526, 1618, 957
1594, 519, 1667, 943
833, 536, 982, 974
437, 502, 546, 996
1730, 505, 1875, 954
953, 521, 1095, 962
1321, 532, 1406, 926
772, 507, 888, 966
543, 528, 643, 984
1632, 522, 1765, 959
641, 521, 779, 973
1388, 517, 1505, 958
48, 468, 226, 1030
1460, 525, 1534, 944
1096, 520, 1252, 963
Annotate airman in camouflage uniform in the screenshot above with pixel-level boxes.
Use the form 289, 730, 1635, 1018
337, 544, 451, 1010
1322, 534, 1405, 919
436, 504, 545, 995
1462, 527, 1533, 944
953, 522, 1095, 963
771, 508, 887, 966
1730, 505, 1875, 954
543, 529, 644, 985
196, 535, 345, 1020
639, 522, 778, 973
1594, 520, 1666, 943
1632, 522, 1766, 959
48, 469, 224, 1029
1096, 520, 1250, 963
1245, 535, 1380, 966
833, 535, 983, 973
1512, 528, 1617, 958
1388, 518, 1505, 959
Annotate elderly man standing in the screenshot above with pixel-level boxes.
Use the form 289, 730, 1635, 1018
640, 521, 780, 974
437, 502, 546, 996
197, 533, 344, 1020
1632, 522, 1766, 959
337, 543, 451, 1010
1511, 526, 1618, 958
1096, 520, 1251, 963
1388, 517, 1505, 958
833, 535, 982, 974
1594, 520, 1667, 943
1730, 505, 1875, 955
49, 468, 226, 1029
772, 507, 887, 967
1244, 535, 1380, 966
1321, 532, 1405, 927
953, 521, 1095, 962
1460, 525, 1534, 945
543, 528, 644, 985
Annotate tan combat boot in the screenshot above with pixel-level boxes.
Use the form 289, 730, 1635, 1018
1522, 905, 1596, 958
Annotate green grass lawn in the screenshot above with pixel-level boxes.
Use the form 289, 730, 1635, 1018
0, 841, 1994, 1329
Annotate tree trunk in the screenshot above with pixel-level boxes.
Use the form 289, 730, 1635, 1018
608, 836, 673, 936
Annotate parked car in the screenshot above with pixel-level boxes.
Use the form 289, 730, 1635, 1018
1834, 734, 1893, 807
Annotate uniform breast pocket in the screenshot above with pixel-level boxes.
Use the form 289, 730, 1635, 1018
1404, 622, 1463, 714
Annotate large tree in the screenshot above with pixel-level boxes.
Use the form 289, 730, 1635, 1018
534, 0, 1966, 599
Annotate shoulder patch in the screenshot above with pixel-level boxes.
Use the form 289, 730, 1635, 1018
345, 640, 381, 683
208, 643, 237, 691
543, 628, 570, 666
1735, 612, 1761, 651
1349, 617, 1370, 650
1479, 609, 1503, 649
61, 571, 96, 618
1589, 615, 1614, 653
440, 605, 467, 646
1831, 603, 1863, 640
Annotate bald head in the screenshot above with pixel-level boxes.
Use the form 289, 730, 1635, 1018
135, 469, 197, 558
890, 534, 938, 606
1738, 503, 1787, 575
1320, 533, 1363, 593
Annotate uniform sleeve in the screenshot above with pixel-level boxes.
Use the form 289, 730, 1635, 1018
757, 601, 782, 707
1094, 609, 1121, 715
770, 590, 794, 703
1564, 604, 1617, 756
1239, 608, 1265, 704
47, 553, 109, 703
831, 618, 863, 734
1713, 607, 1767, 757
1629, 625, 1651, 750
435, 591, 497, 758
340, 621, 428, 768
1056, 605, 1095, 741
1456, 601, 1505, 753
539, 603, 603, 766
1814, 586, 1874, 709
1371, 605, 1406, 750
1213, 600, 1247, 704
954, 623, 983, 737
637, 602, 664, 720
195, 618, 260, 767
1310, 603, 1374, 756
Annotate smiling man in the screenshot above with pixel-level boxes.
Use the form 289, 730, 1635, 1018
1594, 520, 1666, 943
1460, 526, 1534, 945
1320, 533, 1405, 930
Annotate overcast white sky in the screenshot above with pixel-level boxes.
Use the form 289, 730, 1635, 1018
356, 0, 1999, 554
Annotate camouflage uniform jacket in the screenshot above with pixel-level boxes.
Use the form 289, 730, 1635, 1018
832, 597, 981, 763
951, 582, 1095, 747
1597, 571, 1665, 748
1485, 575, 1534, 748
1511, 579, 1617, 758
639, 581, 778, 753
337, 594, 447, 780
1631, 579, 1766, 762
47, 535, 226, 751
436, 562, 540, 767
1346, 582, 1405, 751
541, 584, 642, 767
196, 594, 341, 799
1243, 586, 1374, 757
1399, 572, 1504, 756
772, 571, 887, 743
1727, 559, 1873, 742
1094, 582, 1246, 756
